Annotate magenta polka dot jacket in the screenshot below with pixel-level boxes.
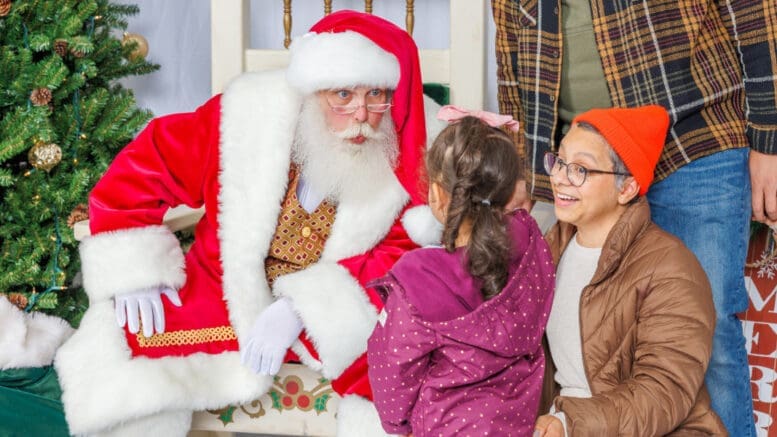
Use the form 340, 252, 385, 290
367, 209, 555, 436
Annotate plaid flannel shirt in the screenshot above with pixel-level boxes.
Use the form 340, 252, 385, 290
493, 0, 777, 201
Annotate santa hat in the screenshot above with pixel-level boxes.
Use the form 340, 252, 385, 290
286, 10, 427, 206
573, 105, 669, 195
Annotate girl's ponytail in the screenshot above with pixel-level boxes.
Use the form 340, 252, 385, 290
427, 116, 522, 299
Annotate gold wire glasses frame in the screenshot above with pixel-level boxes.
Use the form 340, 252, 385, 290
327, 102, 393, 115
543, 152, 630, 187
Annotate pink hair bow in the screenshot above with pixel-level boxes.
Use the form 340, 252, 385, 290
436, 104, 520, 132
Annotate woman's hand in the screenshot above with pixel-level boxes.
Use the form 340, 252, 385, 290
534, 414, 564, 437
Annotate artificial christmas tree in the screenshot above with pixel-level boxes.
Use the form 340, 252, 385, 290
1, 3, 157, 433
0, 0, 157, 327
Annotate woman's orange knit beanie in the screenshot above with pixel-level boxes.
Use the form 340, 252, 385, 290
573, 105, 670, 195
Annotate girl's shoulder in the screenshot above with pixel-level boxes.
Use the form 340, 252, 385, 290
505, 208, 541, 236
504, 208, 543, 258
391, 247, 484, 322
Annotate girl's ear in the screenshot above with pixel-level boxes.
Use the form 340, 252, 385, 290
617, 176, 640, 205
429, 182, 450, 221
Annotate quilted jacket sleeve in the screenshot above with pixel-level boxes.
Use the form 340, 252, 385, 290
367, 275, 437, 435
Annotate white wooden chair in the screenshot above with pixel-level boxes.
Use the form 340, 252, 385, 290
210, 0, 488, 107
78, 1, 489, 435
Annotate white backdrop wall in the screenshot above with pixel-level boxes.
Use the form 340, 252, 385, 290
119, 0, 499, 118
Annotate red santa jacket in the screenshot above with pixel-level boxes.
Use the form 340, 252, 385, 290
56, 71, 427, 435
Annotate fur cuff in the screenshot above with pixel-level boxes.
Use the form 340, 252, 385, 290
0, 296, 74, 369
79, 225, 186, 302
337, 395, 393, 437
401, 205, 443, 247
273, 263, 378, 379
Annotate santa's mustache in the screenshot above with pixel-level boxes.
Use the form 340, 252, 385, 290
334, 122, 385, 140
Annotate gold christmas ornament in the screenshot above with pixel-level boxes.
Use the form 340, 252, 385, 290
122, 32, 149, 61
0, 0, 11, 17
28, 142, 62, 172
30, 87, 52, 106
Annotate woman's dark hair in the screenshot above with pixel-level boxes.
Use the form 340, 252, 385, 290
426, 116, 523, 299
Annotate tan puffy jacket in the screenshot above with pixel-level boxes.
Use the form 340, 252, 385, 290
540, 198, 727, 436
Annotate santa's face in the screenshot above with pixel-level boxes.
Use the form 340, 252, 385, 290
317, 87, 391, 144
292, 94, 398, 202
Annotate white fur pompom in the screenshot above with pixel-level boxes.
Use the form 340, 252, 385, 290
402, 205, 443, 247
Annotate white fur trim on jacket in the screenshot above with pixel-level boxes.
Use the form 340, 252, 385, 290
217, 70, 300, 339
79, 225, 185, 302
55, 301, 273, 435
0, 296, 74, 369
401, 205, 443, 247
337, 395, 393, 437
286, 31, 400, 95
94, 409, 192, 437
273, 262, 378, 379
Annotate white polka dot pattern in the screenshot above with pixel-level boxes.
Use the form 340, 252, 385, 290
366, 210, 556, 435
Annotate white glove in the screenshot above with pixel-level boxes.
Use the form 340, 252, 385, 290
115, 286, 182, 337
241, 297, 303, 375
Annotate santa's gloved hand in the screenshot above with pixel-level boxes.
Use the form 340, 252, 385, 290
115, 286, 182, 337
241, 297, 303, 375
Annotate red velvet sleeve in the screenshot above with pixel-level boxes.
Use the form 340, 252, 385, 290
89, 95, 222, 234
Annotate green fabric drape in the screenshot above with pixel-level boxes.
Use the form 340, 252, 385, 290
0, 366, 70, 437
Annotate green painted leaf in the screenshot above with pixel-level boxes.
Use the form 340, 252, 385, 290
217, 405, 236, 425
269, 390, 282, 410
314, 393, 330, 413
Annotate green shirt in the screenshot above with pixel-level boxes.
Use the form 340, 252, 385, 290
558, 0, 612, 134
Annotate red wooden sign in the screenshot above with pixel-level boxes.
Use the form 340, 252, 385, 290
742, 227, 777, 436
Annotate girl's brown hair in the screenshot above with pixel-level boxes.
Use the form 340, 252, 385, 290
426, 116, 523, 299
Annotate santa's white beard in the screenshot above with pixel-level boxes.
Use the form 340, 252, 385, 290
292, 97, 399, 202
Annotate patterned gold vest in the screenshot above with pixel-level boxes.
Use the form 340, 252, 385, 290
264, 166, 337, 287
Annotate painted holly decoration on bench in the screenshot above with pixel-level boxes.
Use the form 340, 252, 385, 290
206, 373, 335, 426
269, 375, 334, 414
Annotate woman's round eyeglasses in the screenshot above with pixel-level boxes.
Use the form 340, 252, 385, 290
543, 152, 630, 187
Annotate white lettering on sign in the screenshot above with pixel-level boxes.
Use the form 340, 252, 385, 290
746, 277, 777, 313
742, 321, 777, 358
753, 410, 772, 437
750, 365, 777, 403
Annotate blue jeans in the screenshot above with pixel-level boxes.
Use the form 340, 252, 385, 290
648, 147, 755, 436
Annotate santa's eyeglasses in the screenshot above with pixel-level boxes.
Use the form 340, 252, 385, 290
323, 88, 392, 115
328, 102, 392, 115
